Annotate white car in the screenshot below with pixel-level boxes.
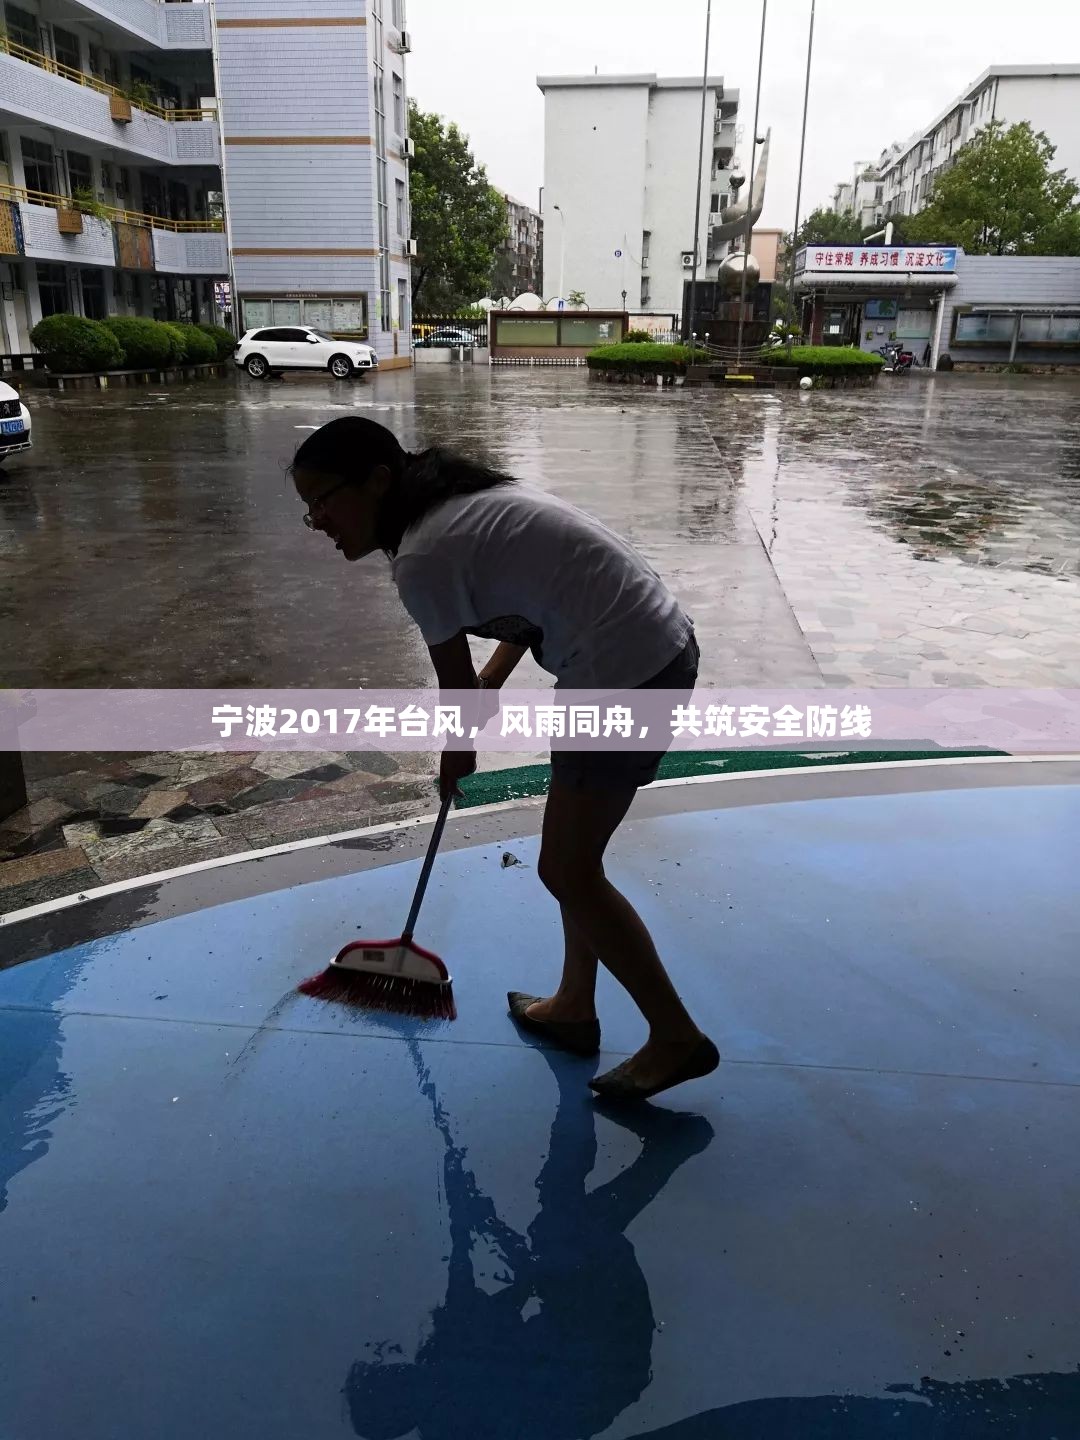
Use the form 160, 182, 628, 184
0, 379, 32, 461
235, 326, 379, 380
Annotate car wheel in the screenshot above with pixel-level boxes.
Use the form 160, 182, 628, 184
329, 354, 354, 379
245, 354, 269, 379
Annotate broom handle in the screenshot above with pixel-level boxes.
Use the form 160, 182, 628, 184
401, 792, 454, 942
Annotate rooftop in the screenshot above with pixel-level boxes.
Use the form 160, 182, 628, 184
537, 72, 728, 93
878, 62, 1080, 174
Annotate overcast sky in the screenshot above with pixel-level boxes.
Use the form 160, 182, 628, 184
405, 0, 1080, 231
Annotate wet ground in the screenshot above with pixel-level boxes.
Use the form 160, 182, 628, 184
2, 366, 1079, 908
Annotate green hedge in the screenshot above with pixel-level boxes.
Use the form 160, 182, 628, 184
587, 342, 711, 372
30, 315, 122, 374
766, 345, 884, 372
103, 316, 174, 368
31, 313, 229, 372
198, 323, 237, 360
169, 322, 217, 363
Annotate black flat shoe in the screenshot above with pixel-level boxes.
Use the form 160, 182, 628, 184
507, 992, 601, 1057
588, 1036, 720, 1102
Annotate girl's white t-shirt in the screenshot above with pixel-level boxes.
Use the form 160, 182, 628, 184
391, 485, 691, 688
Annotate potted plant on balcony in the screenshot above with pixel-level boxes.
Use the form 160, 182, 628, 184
73, 186, 111, 223
56, 200, 83, 235
127, 79, 157, 113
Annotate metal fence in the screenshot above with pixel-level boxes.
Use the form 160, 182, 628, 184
412, 318, 488, 348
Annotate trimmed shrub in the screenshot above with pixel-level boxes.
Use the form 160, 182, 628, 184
158, 323, 189, 363
586, 342, 710, 374
767, 345, 884, 373
198, 322, 237, 360
29, 314, 123, 374
168, 322, 217, 364
103, 316, 175, 369
623, 329, 652, 343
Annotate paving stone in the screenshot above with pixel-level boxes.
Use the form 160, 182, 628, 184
0, 846, 91, 892
186, 768, 263, 806
133, 788, 191, 820
0, 866, 100, 917
230, 778, 313, 810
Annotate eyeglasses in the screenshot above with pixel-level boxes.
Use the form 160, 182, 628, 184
302, 479, 353, 528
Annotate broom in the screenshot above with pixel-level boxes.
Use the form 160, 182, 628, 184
298, 792, 456, 1020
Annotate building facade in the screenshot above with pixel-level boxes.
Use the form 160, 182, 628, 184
793, 244, 1080, 369
492, 192, 542, 299
829, 66, 1080, 229
0, 0, 414, 367
0, 0, 226, 355
537, 73, 739, 314
831, 165, 884, 233
216, 0, 413, 367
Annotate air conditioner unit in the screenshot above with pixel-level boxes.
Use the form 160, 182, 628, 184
393, 29, 412, 52
681, 250, 696, 268
407, 238, 418, 257
401, 136, 415, 160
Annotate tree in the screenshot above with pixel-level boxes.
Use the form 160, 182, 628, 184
409, 102, 509, 312
794, 208, 864, 248
906, 121, 1080, 255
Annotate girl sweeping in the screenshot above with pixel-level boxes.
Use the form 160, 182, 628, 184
292, 416, 718, 1101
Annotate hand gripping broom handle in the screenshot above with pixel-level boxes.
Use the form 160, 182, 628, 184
401, 792, 455, 944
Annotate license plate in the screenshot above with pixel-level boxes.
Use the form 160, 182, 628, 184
1, 419, 24, 435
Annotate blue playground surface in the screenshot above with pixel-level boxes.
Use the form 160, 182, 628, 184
1, 759, 1078, 1439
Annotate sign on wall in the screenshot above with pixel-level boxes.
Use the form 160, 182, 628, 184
796, 246, 957, 274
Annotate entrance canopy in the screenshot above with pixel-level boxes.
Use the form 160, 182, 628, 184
794, 244, 958, 292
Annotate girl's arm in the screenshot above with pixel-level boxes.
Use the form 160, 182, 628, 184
478, 642, 528, 689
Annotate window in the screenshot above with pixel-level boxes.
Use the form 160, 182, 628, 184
36, 263, 70, 318
5, 4, 40, 53
393, 73, 403, 136
1050, 314, 1080, 342
80, 269, 106, 320
641, 230, 651, 263
66, 151, 93, 198
1019, 314, 1051, 342
397, 277, 408, 331
954, 313, 1014, 343
21, 138, 56, 197
52, 25, 81, 72
395, 178, 406, 235
391, 0, 404, 26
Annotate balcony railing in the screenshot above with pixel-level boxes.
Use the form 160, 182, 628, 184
0, 182, 223, 233
0, 36, 215, 121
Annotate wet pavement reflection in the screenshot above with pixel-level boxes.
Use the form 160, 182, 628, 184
1, 368, 818, 689
3, 369, 1078, 693
700, 374, 1080, 685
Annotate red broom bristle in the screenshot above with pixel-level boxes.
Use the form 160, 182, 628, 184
297, 966, 456, 1020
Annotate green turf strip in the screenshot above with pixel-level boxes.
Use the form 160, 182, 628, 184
457, 749, 1007, 809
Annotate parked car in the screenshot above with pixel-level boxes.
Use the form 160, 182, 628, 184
0, 380, 32, 462
234, 327, 378, 380
417, 327, 477, 348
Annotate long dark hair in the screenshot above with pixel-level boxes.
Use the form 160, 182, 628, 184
292, 416, 514, 556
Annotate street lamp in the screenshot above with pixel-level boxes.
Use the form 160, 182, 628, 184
552, 204, 566, 299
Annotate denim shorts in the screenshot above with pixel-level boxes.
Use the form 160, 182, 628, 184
549, 633, 700, 791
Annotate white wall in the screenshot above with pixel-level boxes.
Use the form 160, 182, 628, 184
995, 75, 1080, 188
643, 87, 716, 314
542, 84, 649, 307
